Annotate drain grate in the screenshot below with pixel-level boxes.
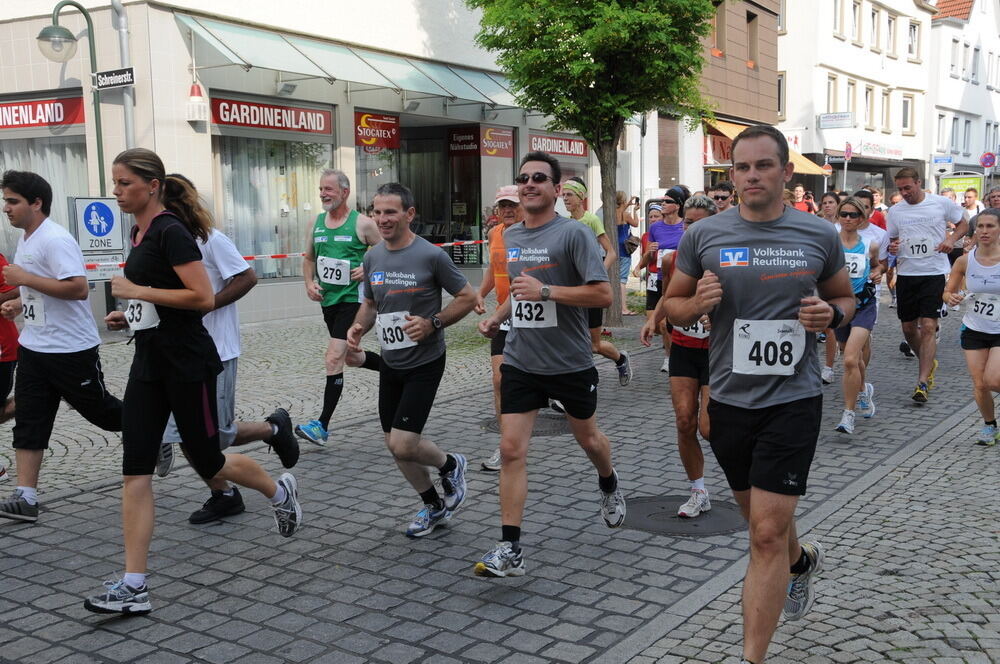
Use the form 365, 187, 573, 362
480, 412, 571, 436
623, 495, 747, 537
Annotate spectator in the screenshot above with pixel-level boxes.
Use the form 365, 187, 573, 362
615, 191, 640, 315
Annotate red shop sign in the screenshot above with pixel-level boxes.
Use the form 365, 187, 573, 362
480, 126, 513, 158
211, 98, 331, 134
355, 112, 400, 152
0, 97, 85, 130
528, 133, 588, 158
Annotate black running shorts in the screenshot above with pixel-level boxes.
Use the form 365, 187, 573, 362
378, 354, 446, 434
668, 344, 709, 385
500, 363, 599, 420
490, 329, 508, 357
587, 307, 603, 329
895, 274, 945, 323
322, 301, 362, 340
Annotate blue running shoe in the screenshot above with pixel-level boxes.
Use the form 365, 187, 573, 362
440, 453, 468, 512
406, 504, 450, 538
295, 419, 328, 446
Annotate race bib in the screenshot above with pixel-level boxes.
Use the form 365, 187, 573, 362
376, 311, 417, 350
22, 290, 45, 327
511, 299, 557, 328
317, 256, 350, 286
678, 319, 709, 339
732, 319, 805, 376
901, 234, 933, 259
844, 252, 867, 279
125, 299, 160, 331
499, 317, 512, 332
647, 273, 660, 292
972, 293, 1000, 322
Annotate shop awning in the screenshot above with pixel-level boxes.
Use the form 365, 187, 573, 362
706, 119, 828, 176
175, 13, 518, 108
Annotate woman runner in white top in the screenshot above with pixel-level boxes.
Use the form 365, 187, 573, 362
944, 208, 1000, 446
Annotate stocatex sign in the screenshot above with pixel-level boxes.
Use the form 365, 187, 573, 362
93, 67, 134, 90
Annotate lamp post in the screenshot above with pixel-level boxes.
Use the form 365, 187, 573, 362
37, 0, 106, 196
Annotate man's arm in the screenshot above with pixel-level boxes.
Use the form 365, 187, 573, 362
212, 267, 257, 311
664, 269, 721, 327
302, 225, 321, 301
0, 288, 21, 304
1, 266, 88, 300
346, 297, 377, 352
437, 283, 477, 327
597, 233, 617, 272
804, 269, 855, 331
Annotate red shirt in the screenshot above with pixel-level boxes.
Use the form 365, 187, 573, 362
0, 254, 20, 362
868, 210, 886, 230
666, 259, 709, 349
793, 201, 816, 214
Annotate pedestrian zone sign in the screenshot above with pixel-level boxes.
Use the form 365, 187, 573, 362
72, 197, 126, 253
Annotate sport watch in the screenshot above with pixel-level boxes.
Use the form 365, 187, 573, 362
829, 303, 845, 329
540, 285, 551, 301
430, 314, 443, 330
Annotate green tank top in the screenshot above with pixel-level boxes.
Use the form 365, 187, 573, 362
313, 210, 368, 306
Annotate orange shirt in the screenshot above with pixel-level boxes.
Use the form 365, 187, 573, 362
488, 223, 510, 304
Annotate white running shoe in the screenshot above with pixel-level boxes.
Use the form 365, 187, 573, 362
481, 448, 501, 472
677, 489, 711, 518
820, 365, 834, 384
599, 469, 626, 528
835, 410, 855, 434
857, 383, 875, 418
784, 541, 824, 620
155, 442, 175, 478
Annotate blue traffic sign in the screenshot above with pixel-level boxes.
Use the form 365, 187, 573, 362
83, 202, 114, 237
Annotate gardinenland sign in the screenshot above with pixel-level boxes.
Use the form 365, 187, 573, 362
0, 97, 85, 129
354, 112, 400, 153
529, 133, 589, 158
211, 98, 331, 134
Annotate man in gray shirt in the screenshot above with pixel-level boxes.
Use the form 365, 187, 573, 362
347, 183, 477, 538
475, 151, 626, 579
665, 126, 854, 664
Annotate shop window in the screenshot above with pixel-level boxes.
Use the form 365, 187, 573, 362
0, 135, 87, 250
213, 136, 330, 279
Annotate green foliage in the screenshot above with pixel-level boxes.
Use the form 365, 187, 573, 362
466, 0, 716, 147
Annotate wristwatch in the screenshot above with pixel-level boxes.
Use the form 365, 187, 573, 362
430, 314, 443, 330
829, 303, 845, 329
540, 285, 551, 301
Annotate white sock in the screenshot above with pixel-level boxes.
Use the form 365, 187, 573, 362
691, 478, 705, 492
270, 423, 279, 437
123, 572, 146, 589
270, 483, 287, 505
16, 486, 37, 505
221, 488, 234, 497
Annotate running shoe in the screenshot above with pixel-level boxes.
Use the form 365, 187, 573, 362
273, 473, 302, 538
889, 296, 897, 309
405, 504, 450, 538
927, 359, 939, 390
441, 453, 468, 511
935, 327, 941, 344
548, 399, 565, 414
0, 465, 7, 482
835, 410, 855, 434
84, 578, 152, 615
857, 383, 876, 418
976, 424, 999, 446
784, 541, 824, 621
265, 408, 299, 468
0, 489, 38, 523
677, 489, 711, 518
481, 448, 501, 472
599, 469, 626, 528
660, 357, 670, 373
817, 332, 827, 343
912, 382, 929, 403
155, 442, 175, 478
617, 350, 633, 386
294, 419, 328, 446
899, 341, 915, 358
951, 304, 961, 312
820, 365, 834, 385
474, 541, 525, 577
189, 487, 246, 524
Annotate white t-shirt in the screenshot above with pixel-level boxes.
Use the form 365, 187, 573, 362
886, 193, 964, 276
14, 218, 100, 353
835, 222, 886, 260
199, 230, 251, 362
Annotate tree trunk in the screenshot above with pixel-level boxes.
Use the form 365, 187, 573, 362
593, 137, 622, 328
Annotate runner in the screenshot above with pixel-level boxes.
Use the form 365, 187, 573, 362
887, 167, 966, 403
851, 189, 891, 377
664, 125, 854, 664
297, 169, 382, 445
475, 151, 626, 578
0, 170, 123, 524
476, 185, 521, 472
944, 207, 1000, 446
833, 197, 882, 434
634, 203, 671, 371
346, 182, 476, 538
640, 194, 717, 517
155, 174, 300, 524
0, 250, 19, 440
818, 191, 841, 384
707, 181, 735, 212
561, 178, 632, 386
84, 149, 302, 616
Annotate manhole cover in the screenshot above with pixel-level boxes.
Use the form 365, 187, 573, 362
623, 495, 747, 537
479, 413, 570, 436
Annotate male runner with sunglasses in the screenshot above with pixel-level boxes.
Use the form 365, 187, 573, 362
707, 181, 735, 212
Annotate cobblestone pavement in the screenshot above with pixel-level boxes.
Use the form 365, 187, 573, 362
0, 294, 996, 663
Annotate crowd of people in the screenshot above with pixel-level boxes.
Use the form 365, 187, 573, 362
0, 123, 997, 663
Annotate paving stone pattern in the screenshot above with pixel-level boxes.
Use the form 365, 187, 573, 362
0, 295, 994, 663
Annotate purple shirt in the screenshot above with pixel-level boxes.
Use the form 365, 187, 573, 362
648, 220, 685, 280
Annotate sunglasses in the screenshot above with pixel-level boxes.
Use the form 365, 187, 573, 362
515, 172, 556, 185
712, 194, 731, 201
496, 200, 519, 208
838, 211, 862, 219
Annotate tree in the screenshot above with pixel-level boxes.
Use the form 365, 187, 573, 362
467, 0, 716, 325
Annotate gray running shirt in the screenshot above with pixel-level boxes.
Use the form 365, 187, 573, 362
503, 215, 609, 375
362, 235, 469, 369
675, 207, 844, 408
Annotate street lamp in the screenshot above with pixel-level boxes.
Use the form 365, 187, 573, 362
37, 0, 106, 196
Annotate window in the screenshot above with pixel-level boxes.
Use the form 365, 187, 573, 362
952, 117, 960, 151
973, 47, 981, 83
964, 119, 972, 153
711, 3, 727, 55
938, 114, 947, 150
870, 8, 881, 49
886, 14, 897, 54
882, 90, 891, 130
777, 0, 786, 32
833, 0, 844, 34
746, 12, 759, 67
851, 1, 862, 42
964, 43, 971, 79
846, 80, 857, 114
988, 52, 995, 88
827, 75, 838, 113
777, 72, 786, 119
907, 22, 920, 59
902, 94, 914, 134
951, 39, 961, 75
864, 86, 875, 129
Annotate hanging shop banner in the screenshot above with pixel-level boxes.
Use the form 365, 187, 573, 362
211, 98, 331, 134
0, 97, 85, 130
528, 133, 589, 158
448, 127, 479, 156
480, 126, 514, 158
354, 112, 400, 153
